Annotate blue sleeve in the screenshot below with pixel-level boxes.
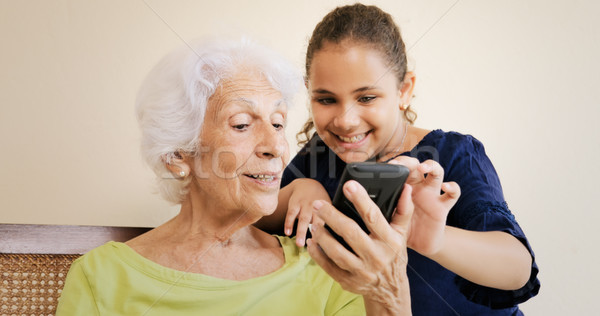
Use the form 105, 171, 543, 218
436, 133, 540, 308
453, 201, 540, 309
281, 135, 345, 198
281, 147, 309, 188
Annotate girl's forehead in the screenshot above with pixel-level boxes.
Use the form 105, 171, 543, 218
311, 44, 387, 72
309, 48, 393, 85
318, 39, 385, 57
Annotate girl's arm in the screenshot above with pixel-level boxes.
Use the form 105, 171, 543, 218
428, 228, 532, 290
255, 178, 329, 246
389, 157, 532, 291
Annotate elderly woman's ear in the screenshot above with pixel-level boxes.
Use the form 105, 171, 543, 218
164, 152, 191, 179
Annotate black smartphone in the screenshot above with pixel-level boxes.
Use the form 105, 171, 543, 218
326, 162, 409, 252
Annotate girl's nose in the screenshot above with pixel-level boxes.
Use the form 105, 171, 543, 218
333, 104, 360, 131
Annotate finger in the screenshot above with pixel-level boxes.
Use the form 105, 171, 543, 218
312, 199, 370, 244
312, 214, 325, 227
341, 181, 394, 244
306, 238, 352, 283
418, 159, 444, 187
388, 156, 422, 185
390, 184, 414, 233
284, 205, 300, 236
388, 155, 418, 167
295, 228, 307, 247
310, 204, 363, 270
441, 181, 461, 206
311, 199, 370, 255
295, 210, 312, 247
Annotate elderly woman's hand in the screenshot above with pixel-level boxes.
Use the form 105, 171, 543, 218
307, 180, 414, 315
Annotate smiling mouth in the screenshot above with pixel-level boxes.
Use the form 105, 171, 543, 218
336, 132, 368, 143
245, 174, 276, 182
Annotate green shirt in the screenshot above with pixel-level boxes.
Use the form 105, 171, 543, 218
56, 236, 364, 315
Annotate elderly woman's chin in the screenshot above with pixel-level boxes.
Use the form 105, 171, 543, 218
236, 174, 282, 219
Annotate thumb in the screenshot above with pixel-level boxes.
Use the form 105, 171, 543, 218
441, 181, 461, 207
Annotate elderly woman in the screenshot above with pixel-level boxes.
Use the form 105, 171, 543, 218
55, 38, 413, 315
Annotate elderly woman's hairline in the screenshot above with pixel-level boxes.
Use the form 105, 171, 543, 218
135, 38, 301, 204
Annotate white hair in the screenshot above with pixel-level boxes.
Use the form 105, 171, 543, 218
135, 38, 302, 204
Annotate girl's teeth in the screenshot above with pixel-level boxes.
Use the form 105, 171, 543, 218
339, 134, 365, 143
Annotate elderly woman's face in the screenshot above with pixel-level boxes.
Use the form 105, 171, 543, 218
192, 70, 289, 217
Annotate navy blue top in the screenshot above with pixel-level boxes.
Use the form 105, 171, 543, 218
281, 130, 540, 315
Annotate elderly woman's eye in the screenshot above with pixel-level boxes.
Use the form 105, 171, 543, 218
272, 123, 284, 130
232, 124, 249, 130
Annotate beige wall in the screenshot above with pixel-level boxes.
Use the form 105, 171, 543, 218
1, 0, 599, 314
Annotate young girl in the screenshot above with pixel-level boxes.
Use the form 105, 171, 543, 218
260, 3, 540, 315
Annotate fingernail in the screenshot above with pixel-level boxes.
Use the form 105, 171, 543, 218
311, 224, 317, 233
285, 228, 291, 236
297, 238, 304, 246
346, 181, 357, 193
313, 200, 323, 210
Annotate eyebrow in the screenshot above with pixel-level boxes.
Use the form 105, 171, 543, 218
312, 86, 378, 94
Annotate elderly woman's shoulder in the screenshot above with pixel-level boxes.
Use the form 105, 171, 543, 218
72, 241, 127, 268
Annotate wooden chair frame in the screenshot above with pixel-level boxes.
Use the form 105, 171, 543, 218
0, 223, 151, 315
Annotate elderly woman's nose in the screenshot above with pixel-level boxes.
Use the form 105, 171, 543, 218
255, 124, 286, 158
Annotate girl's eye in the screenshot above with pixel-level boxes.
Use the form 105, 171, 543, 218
358, 96, 376, 103
317, 98, 336, 105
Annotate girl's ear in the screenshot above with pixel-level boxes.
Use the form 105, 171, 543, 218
164, 152, 191, 179
399, 72, 416, 109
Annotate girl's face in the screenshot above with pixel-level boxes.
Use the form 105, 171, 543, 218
308, 41, 409, 163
